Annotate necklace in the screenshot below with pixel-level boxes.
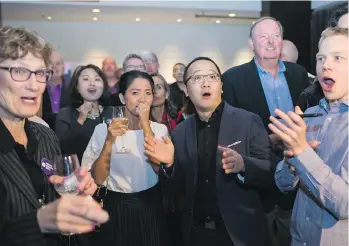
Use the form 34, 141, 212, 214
78, 105, 104, 120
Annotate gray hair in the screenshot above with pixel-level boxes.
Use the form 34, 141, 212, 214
122, 53, 146, 71
140, 51, 159, 63
249, 17, 284, 39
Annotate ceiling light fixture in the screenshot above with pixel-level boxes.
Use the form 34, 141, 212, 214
92, 9, 100, 13
136, 18, 140, 22
47, 16, 52, 20
177, 19, 182, 22
228, 13, 236, 17
252, 21, 255, 24
93, 17, 98, 21
216, 20, 220, 24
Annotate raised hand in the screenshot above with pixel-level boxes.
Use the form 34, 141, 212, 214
268, 106, 309, 156
218, 146, 245, 174
144, 136, 175, 166
105, 118, 128, 144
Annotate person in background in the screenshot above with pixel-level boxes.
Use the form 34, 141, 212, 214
0, 26, 108, 246
82, 70, 170, 246
145, 57, 273, 246
169, 62, 188, 112
281, 40, 316, 83
42, 50, 70, 129
141, 51, 160, 76
298, 5, 348, 112
222, 17, 309, 246
102, 57, 119, 95
329, 4, 348, 28
151, 74, 183, 134
55, 64, 110, 162
110, 53, 146, 106
270, 27, 348, 246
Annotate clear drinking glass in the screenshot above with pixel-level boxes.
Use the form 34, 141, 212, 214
53, 154, 80, 238
112, 106, 130, 154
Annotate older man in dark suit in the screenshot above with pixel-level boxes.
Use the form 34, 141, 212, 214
222, 17, 309, 246
145, 57, 273, 246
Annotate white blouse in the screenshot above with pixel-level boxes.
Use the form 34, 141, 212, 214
81, 121, 168, 193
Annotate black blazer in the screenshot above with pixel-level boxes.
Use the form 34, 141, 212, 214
161, 103, 273, 246
0, 121, 61, 246
222, 59, 309, 134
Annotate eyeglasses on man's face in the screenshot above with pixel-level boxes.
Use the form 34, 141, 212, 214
125, 65, 146, 72
186, 73, 221, 84
0, 66, 54, 83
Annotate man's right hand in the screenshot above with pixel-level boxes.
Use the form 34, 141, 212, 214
144, 136, 175, 166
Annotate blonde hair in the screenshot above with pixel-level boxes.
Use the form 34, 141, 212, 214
0, 27, 52, 67
318, 27, 348, 47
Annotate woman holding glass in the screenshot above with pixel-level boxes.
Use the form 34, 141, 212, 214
55, 64, 111, 162
82, 70, 170, 246
0, 27, 109, 246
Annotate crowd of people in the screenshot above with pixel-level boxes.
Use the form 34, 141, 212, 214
0, 4, 347, 246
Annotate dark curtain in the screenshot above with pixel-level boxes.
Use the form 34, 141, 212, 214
310, 1, 348, 74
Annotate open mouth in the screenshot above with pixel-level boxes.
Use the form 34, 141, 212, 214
321, 76, 335, 92
21, 97, 37, 104
202, 92, 211, 99
87, 88, 97, 94
266, 47, 275, 51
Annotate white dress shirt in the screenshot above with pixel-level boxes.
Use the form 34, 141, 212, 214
82, 121, 168, 193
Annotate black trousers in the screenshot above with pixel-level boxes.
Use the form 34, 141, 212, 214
190, 222, 234, 246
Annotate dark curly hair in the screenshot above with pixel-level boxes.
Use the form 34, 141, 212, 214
329, 4, 348, 27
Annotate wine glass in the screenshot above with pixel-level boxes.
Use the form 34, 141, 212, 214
53, 154, 80, 196
53, 154, 80, 238
112, 106, 130, 154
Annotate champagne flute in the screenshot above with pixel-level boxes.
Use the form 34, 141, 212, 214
53, 154, 80, 238
112, 106, 130, 154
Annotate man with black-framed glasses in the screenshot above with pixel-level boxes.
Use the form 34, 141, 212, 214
145, 57, 273, 246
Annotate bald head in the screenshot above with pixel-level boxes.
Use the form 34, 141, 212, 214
102, 57, 117, 79
49, 50, 65, 78
281, 40, 299, 63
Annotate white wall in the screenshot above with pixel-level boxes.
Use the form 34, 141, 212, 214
3, 20, 254, 82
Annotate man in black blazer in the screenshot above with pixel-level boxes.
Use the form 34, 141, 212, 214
222, 17, 309, 246
145, 57, 273, 246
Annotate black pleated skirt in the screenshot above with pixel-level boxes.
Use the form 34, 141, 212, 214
93, 184, 171, 246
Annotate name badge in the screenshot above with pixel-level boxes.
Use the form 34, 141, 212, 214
41, 158, 53, 176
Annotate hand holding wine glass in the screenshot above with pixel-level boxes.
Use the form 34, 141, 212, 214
111, 106, 130, 153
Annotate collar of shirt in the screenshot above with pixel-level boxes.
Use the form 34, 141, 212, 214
0, 120, 39, 155
319, 98, 348, 113
195, 101, 225, 127
254, 57, 286, 75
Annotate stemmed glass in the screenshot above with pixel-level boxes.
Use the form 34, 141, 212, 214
53, 154, 80, 239
112, 106, 130, 154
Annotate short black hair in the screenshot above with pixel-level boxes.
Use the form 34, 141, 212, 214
183, 56, 221, 85
173, 62, 186, 69
119, 70, 155, 95
70, 64, 110, 108
329, 4, 348, 27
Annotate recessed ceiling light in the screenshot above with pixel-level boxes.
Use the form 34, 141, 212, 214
92, 8, 100, 13
177, 19, 182, 22
136, 18, 140, 22
252, 21, 255, 24
47, 16, 52, 20
216, 20, 220, 24
93, 17, 98, 21
228, 13, 236, 17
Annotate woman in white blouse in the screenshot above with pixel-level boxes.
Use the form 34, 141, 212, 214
82, 70, 170, 246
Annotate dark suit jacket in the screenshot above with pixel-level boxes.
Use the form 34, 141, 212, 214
161, 102, 273, 246
0, 121, 61, 246
222, 59, 309, 134
222, 59, 309, 212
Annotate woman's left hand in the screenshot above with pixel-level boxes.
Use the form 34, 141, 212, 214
268, 106, 309, 156
49, 168, 97, 196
